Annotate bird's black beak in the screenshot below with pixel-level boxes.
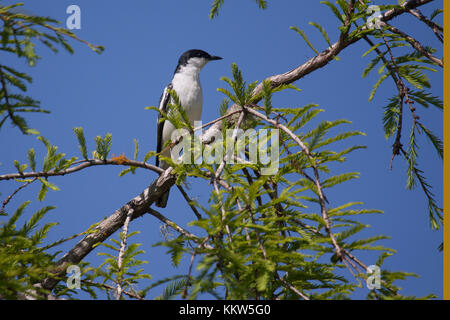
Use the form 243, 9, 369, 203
209, 55, 223, 61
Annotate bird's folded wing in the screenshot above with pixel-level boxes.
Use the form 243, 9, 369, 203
156, 83, 172, 167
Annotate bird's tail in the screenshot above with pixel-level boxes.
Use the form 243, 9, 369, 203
155, 159, 170, 208
155, 190, 170, 208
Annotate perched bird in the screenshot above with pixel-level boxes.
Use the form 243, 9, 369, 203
155, 49, 222, 208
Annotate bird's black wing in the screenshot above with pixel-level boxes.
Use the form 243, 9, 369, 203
156, 83, 172, 167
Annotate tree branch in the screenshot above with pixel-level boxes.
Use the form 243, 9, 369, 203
40, 167, 177, 291
176, 185, 203, 220
408, 8, 443, 43
82, 280, 145, 300
276, 272, 309, 300
116, 208, 133, 300
146, 207, 210, 248
1, 177, 37, 213
0, 158, 162, 181
380, 21, 443, 67
250, 0, 435, 99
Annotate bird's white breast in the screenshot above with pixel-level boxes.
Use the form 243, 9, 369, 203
161, 67, 204, 155
171, 68, 203, 123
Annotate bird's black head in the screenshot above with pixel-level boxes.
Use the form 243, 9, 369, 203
175, 49, 222, 74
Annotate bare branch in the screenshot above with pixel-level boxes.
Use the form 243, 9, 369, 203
147, 207, 212, 249
380, 21, 443, 67
408, 8, 443, 42
194, 108, 242, 131
40, 167, 177, 291
82, 280, 145, 300
250, 0, 435, 99
116, 208, 134, 300
176, 185, 203, 220
182, 238, 209, 298
1, 177, 37, 213
0, 158, 162, 181
276, 272, 309, 300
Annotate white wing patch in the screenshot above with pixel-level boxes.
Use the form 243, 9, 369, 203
156, 84, 172, 167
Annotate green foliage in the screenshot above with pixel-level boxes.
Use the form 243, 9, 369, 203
154, 276, 189, 300
218, 63, 259, 107
209, 0, 225, 19
24, 135, 76, 201
360, 18, 442, 229
418, 122, 442, 160
401, 121, 442, 230
382, 95, 400, 139
27, 148, 36, 171
309, 21, 332, 47
209, 0, 267, 19
288, 2, 443, 237
219, 97, 230, 117
0, 201, 58, 299
94, 133, 112, 161
81, 231, 152, 299
362, 33, 439, 99
73, 127, 88, 160
262, 80, 272, 116
143, 275, 189, 300
290, 26, 319, 55
0, 2, 103, 134
151, 63, 426, 300
166, 89, 194, 132
320, 1, 344, 23
121, 138, 140, 175
429, 9, 443, 21
408, 90, 443, 110
201, 1, 442, 238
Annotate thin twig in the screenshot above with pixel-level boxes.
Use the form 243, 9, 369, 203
1, 177, 37, 213
39, 21, 103, 52
380, 21, 443, 67
146, 208, 212, 250
249, 0, 433, 100
408, 8, 443, 43
0, 158, 162, 181
182, 237, 208, 298
379, 35, 420, 171
182, 250, 197, 299
116, 208, 133, 300
193, 109, 242, 132
276, 272, 309, 300
82, 280, 145, 300
358, 33, 407, 170
41, 227, 95, 251
177, 185, 202, 220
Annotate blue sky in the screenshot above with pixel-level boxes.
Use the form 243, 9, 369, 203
0, 0, 443, 299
